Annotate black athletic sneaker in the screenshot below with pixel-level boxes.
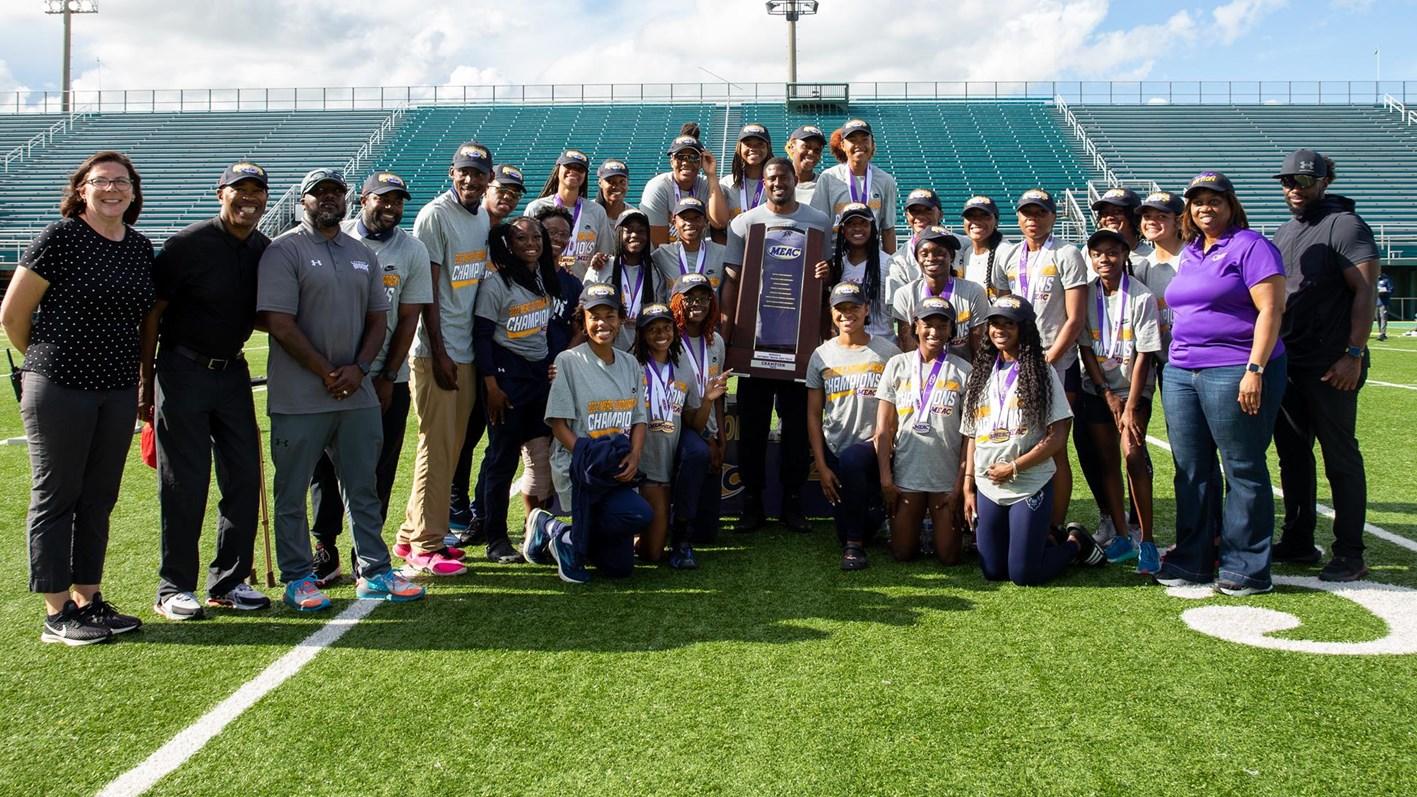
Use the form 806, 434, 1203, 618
780, 494, 813, 534
735, 493, 766, 534
1071, 531, 1107, 567
452, 514, 486, 547
313, 541, 342, 588
1271, 539, 1323, 565
79, 593, 142, 635
1319, 556, 1369, 582
41, 601, 112, 646
486, 537, 526, 564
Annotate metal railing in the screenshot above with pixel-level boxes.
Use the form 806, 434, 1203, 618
1384, 93, 1417, 125
2, 81, 1413, 114
2, 112, 89, 171
1053, 95, 1119, 186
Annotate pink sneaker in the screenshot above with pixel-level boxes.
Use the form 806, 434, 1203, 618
395, 542, 465, 560
405, 548, 468, 576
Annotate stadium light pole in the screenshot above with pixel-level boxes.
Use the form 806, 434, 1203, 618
764, 1, 818, 84
43, 0, 99, 114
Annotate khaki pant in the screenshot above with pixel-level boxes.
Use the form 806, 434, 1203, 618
399, 357, 477, 553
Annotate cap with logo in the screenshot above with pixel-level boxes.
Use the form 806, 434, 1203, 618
673, 196, 707, 217
490, 164, 525, 190
961, 195, 1000, 219
451, 141, 493, 173
836, 202, 875, 227
1016, 188, 1057, 213
1086, 228, 1131, 252
983, 294, 1038, 327
829, 281, 868, 307
1184, 171, 1235, 198
667, 135, 705, 155
1139, 191, 1184, 216
915, 296, 957, 323
788, 125, 826, 143
1090, 186, 1140, 213
636, 303, 675, 329
615, 207, 649, 228
913, 225, 962, 254
597, 159, 629, 180
905, 188, 941, 210
673, 272, 713, 296
361, 171, 411, 198
841, 118, 873, 137
1273, 148, 1329, 179
218, 161, 268, 189
300, 168, 347, 195
580, 282, 621, 311
556, 149, 591, 169
737, 123, 771, 144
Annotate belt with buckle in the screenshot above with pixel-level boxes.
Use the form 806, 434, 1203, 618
173, 345, 245, 371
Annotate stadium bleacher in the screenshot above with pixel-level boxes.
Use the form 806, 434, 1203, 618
0, 114, 70, 159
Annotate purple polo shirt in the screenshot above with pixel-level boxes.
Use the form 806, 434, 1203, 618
1166, 228, 1285, 369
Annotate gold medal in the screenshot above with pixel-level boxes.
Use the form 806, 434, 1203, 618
989, 428, 1011, 443
650, 419, 676, 434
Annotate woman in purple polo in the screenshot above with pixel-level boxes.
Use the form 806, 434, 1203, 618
1157, 172, 1287, 596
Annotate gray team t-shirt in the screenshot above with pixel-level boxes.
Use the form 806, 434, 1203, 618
804, 335, 898, 457
545, 342, 648, 506
680, 331, 726, 436
340, 219, 433, 382
640, 172, 711, 230
257, 222, 389, 415
474, 267, 553, 363
1133, 252, 1178, 363
411, 190, 490, 364
876, 350, 971, 493
891, 276, 987, 359
840, 251, 894, 340
651, 241, 727, 300
523, 195, 615, 280
1078, 277, 1162, 398
991, 238, 1089, 368
638, 353, 703, 483
795, 180, 818, 207
810, 163, 898, 236
584, 260, 652, 351
721, 174, 767, 223
724, 202, 834, 268
961, 363, 1072, 506
960, 239, 1015, 290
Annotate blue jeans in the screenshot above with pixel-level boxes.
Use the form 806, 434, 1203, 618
1160, 357, 1286, 589
583, 486, 653, 578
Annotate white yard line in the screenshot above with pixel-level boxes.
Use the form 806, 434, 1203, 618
1368, 380, 1417, 391
1144, 435, 1417, 554
96, 599, 380, 797
1370, 346, 1417, 353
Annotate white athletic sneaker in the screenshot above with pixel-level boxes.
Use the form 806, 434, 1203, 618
207, 582, 272, 611
154, 591, 206, 621
1092, 515, 1117, 546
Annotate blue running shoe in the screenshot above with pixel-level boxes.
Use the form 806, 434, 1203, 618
547, 528, 590, 585
1136, 540, 1161, 575
283, 576, 331, 612
356, 570, 427, 602
668, 544, 698, 570
523, 508, 560, 565
1104, 535, 1138, 565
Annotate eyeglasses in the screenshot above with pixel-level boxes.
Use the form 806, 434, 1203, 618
85, 176, 133, 190
1280, 175, 1321, 190
682, 293, 711, 306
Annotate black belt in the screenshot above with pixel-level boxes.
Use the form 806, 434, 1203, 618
173, 345, 245, 371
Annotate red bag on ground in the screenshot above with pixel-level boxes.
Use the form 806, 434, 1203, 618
140, 423, 157, 469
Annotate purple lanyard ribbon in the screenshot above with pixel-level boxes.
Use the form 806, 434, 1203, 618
554, 196, 583, 258
621, 262, 645, 319
645, 360, 674, 420
1095, 274, 1130, 362
849, 166, 873, 204
921, 277, 954, 304
681, 334, 708, 394
915, 352, 946, 422
678, 244, 707, 276
739, 179, 764, 212
992, 357, 1019, 429
1016, 235, 1054, 303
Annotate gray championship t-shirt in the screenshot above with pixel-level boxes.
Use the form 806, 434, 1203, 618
257, 222, 389, 415
410, 190, 490, 364
810, 163, 898, 237
724, 201, 834, 269
1077, 277, 1162, 398
524, 195, 616, 280
991, 238, 1089, 368
891, 276, 988, 360
584, 260, 652, 351
340, 219, 433, 382
651, 240, 727, 301
680, 331, 726, 436
960, 239, 1015, 292
545, 342, 647, 506
474, 268, 553, 363
961, 363, 1072, 506
638, 354, 703, 483
640, 172, 711, 231
721, 174, 768, 224
876, 350, 971, 493
795, 179, 818, 207
804, 335, 898, 457
1132, 253, 1179, 364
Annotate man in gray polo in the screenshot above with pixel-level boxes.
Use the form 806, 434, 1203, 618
257, 168, 425, 610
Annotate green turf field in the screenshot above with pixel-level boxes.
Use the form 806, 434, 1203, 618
2, 329, 1415, 797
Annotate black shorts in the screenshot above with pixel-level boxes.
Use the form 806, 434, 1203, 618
1078, 389, 1152, 426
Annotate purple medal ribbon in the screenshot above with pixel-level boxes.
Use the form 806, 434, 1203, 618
554, 196, 583, 259
848, 165, 873, 204
739, 179, 765, 212
914, 352, 946, 429
678, 244, 707, 276
1016, 235, 1054, 304
681, 334, 708, 394
991, 356, 1020, 431
921, 276, 954, 304
645, 359, 675, 421
1095, 274, 1130, 363
621, 261, 645, 320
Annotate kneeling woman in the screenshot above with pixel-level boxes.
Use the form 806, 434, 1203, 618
961, 296, 1105, 586
807, 282, 900, 571
531, 283, 652, 584
874, 298, 972, 564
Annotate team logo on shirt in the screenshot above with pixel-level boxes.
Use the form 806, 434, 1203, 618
351, 260, 370, 272
822, 362, 885, 402
586, 398, 637, 438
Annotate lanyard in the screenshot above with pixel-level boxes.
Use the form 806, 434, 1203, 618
620, 262, 644, 319
915, 352, 946, 423
739, 179, 764, 212
645, 359, 675, 421
681, 334, 708, 394
991, 357, 1020, 430
849, 166, 873, 204
1016, 236, 1054, 304
921, 276, 954, 304
1096, 274, 1130, 362
673, 178, 699, 205
678, 244, 707, 276
554, 196, 583, 259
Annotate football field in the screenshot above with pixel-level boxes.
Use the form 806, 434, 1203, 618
2, 328, 1416, 797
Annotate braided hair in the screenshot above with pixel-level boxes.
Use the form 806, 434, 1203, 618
830, 217, 881, 311
609, 217, 658, 316
489, 217, 557, 299
962, 316, 1052, 435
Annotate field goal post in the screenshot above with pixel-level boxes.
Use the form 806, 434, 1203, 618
786, 82, 849, 112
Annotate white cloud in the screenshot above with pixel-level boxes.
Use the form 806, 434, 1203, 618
1212, 0, 1289, 44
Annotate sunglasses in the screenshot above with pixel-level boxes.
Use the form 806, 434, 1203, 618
1280, 175, 1322, 190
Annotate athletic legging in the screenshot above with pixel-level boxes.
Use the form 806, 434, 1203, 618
975, 481, 1077, 586
825, 440, 881, 546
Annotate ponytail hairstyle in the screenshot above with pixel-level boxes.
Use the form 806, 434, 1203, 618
489, 217, 558, 299
963, 315, 1052, 435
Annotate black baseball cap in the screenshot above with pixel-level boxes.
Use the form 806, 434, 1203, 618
597, 159, 629, 180
361, 171, 411, 199
556, 149, 591, 169
1091, 187, 1140, 213
667, 135, 704, 155
580, 282, 621, 311
961, 195, 1000, 218
1184, 171, 1235, 198
737, 123, 771, 144
636, 303, 674, 329
490, 164, 525, 190
1273, 148, 1330, 179
905, 188, 941, 210
218, 161, 268, 189
673, 196, 707, 217
836, 202, 875, 226
300, 168, 347, 195
983, 294, 1037, 327
615, 208, 649, 228
841, 118, 872, 137
1086, 228, 1131, 252
1139, 191, 1184, 216
1016, 189, 1056, 213
673, 272, 713, 296
914, 225, 962, 254
788, 125, 826, 143
451, 141, 493, 173
914, 296, 957, 323
829, 282, 867, 307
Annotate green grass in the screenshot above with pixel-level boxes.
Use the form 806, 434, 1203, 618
1, 331, 1416, 796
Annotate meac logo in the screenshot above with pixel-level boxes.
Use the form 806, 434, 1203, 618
767, 244, 803, 260
377, 173, 404, 187
1023, 189, 1051, 201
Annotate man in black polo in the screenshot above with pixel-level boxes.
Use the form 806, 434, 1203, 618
1271, 149, 1380, 582
141, 161, 272, 620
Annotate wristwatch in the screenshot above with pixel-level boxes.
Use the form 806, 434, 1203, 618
1345, 345, 1364, 359
1246, 363, 1264, 375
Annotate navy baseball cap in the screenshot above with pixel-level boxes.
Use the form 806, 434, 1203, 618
1184, 171, 1235, 198
556, 149, 591, 169
667, 135, 705, 155
836, 202, 875, 226
597, 159, 629, 180
673, 272, 713, 296
905, 188, 941, 210
300, 168, 347, 195
673, 196, 707, 217
1016, 188, 1056, 213
983, 294, 1037, 327
1139, 191, 1184, 216
961, 195, 1000, 218
580, 282, 621, 311
636, 303, 674, 329
361, 170, 410, 198
829, 282, 867, 307
218, 161, 268, 189
1086, 228, 1131, 252
490, 164, 525, 189
788, 125, 826, 143
451, 141, 493, 173
914, 225, 962, 253
841, 118, 873, 137
1273, 148, 1330, 179
915, 296, 957, 324
737, 123, 771, 144
615, 208, 649, 227
1091, 187, 1140, 213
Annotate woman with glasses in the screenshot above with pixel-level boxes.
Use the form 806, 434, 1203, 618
639, 123, 729, 248
1, 151, 155, 645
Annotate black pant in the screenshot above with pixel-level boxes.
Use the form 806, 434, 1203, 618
21, 372, 136, 593
1273, 358, 1369, 560
450, 380, 488, 511
155, 351, 262, 600
735, 376, 809, 499
474, 388, 549, 546
311, 381, 411, 544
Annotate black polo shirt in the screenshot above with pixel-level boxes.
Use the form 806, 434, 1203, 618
1275, 194, 1380, 369
154, 217, 270, 358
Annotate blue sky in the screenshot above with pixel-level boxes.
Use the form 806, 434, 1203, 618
0, 1, 1412, 101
